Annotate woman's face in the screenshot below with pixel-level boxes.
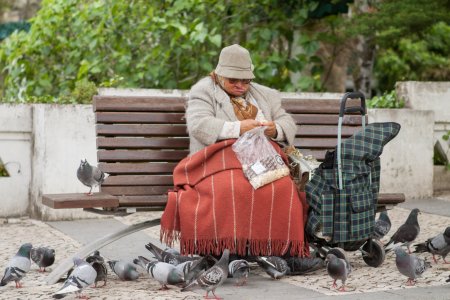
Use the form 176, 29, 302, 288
222, 78, 251, 97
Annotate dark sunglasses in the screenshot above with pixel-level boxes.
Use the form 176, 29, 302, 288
226, 78, 252, 84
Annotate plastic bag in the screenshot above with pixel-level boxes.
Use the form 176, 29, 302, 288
232, 126, 290, 189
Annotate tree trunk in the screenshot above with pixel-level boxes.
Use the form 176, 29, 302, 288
351, 0, 378, 98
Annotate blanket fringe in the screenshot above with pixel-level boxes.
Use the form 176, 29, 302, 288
173, 237, 307, 257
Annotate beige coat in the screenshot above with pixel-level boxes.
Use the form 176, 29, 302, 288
186, 77, 297, 154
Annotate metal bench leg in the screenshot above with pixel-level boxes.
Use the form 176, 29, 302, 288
45, 218, 161, 285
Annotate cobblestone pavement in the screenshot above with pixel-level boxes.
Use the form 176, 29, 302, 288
0, 207, 449, 299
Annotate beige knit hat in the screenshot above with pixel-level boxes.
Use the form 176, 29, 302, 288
215, 44, 255, 79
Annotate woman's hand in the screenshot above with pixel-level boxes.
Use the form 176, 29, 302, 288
261, 121, 277, 138
239, 119, 262, 135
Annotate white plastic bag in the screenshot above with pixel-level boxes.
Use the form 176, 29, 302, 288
232, 126, 290, 189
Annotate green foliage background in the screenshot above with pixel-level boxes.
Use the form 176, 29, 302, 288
0, 0, 448, 103
0, 0, 320, 103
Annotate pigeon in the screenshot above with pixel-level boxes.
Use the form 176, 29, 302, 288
145, 242, 197, 265
31, 246, 55, 272
372, 210, 391, 242
175, 256, 212, 285
414, 226, 450, 264
181, 249, 230, 299
77, 159, 108, 195
385, 208, 421, 253
134, 256, 185, 290
394, 246, 431, 286
86, 250, 108, 287
285, 257, 326, 275
326, 251, 352, 292
256, 256, 289, 279
0, 243, 32, 288
53, 257, 97, 299
228, 259, 250, 286
108, 260, 139, 281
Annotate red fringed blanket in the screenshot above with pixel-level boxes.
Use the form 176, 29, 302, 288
160, 139, 308, 257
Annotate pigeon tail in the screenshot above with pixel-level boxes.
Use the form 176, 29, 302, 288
413, 243, 428, 253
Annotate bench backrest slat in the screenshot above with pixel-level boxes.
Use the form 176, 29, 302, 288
93, 94, 364, 207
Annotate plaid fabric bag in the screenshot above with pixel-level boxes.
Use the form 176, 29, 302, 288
306, 122, 400, 243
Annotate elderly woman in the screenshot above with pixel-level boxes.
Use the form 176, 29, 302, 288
161, 44, 308, 258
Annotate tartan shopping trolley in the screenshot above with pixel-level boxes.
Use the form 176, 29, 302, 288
305, 92, 401, 267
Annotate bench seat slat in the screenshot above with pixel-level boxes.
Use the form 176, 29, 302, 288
97, 137, 189, 149
96, 112, 185, 124
97, 124, 188, 136
291, 114, 366, 125
98, 150, 189, 162
118, 195, 168, 207
94, 96, 187, 112
297, 125, 359, 137
104, 175, 173, 186
283, 98, 362, 114
294, 137, 342, 149
98, 162, 177, 174
101, 185, 171, 195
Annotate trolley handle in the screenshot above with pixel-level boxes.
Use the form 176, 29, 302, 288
339, 92, 366, 117
337, 91, 366, 190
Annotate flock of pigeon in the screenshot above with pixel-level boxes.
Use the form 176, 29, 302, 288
0, 211, 448, 298
1, 209, 449, 298
326, 208, 450, 291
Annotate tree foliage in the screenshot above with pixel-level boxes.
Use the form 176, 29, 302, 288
0, 0, 321, 102
0, 0, 448, 103
348, 0, 450, 92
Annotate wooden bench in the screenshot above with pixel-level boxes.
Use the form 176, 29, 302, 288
42, 93, 405, 214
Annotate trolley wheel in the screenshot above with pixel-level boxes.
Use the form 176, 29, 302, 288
361, 239, 385, 267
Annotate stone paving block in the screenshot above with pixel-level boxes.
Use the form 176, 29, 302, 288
0, 207, 449, 299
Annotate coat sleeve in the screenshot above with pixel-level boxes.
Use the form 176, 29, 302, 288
186, 79, 226, 146
267, 89, 297, 145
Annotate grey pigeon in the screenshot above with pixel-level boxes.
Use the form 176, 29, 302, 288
228, 259, 250, 286
53, 257, 97, 299
108, 260, 139, 281
77, 159, 107, 195
145, 242, 197, 265
326, 252, 352, 292
86, 250, 108, 287
372, 210, 391, 242
31, 246, 55, 272
175, 256, 211, 285
181, 249, 230, 299
414, 226, 450, 264
256, 256, 289, 279
394, 246, 431, 286
0, 243, 32, 288
134, 256, 184, 290
385, 208, 421, 253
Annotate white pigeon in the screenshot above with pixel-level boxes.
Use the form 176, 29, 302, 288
53, 257, 97, 299
0, 243, 33, 288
